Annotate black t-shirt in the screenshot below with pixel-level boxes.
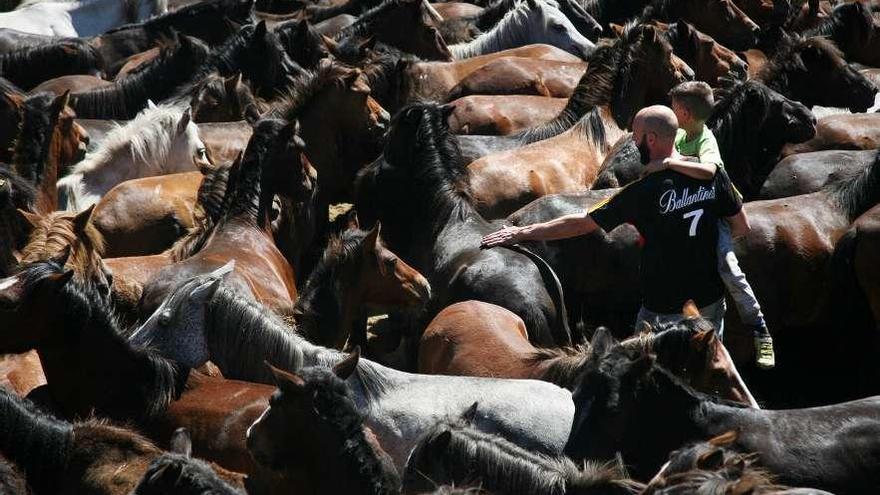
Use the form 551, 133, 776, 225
589, 168, 743, 313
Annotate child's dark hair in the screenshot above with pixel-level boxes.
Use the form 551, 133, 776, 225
669, 81, 714, 120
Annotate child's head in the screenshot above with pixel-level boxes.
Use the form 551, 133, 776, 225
669, 81, 714, 128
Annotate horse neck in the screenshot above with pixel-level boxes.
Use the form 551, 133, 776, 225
78, 153, 141, 198
0, 396, 72, 494
293, 270, 357, 350
38, 300, 179, 421
33, 129, 63, 215
305, 421, 397, 495
450, 9, 530, 58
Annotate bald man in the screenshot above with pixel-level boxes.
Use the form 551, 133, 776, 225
481, 105, 744, 331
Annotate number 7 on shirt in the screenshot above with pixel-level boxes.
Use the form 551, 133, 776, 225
683, 209, 704, 237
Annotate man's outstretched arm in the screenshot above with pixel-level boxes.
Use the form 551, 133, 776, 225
480, 212, 600, 248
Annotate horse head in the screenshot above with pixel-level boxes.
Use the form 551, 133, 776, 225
527, 0, 595, 59
666, 21, 748, 85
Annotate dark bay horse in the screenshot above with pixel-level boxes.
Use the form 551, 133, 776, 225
0, 387, 245, 495
356, 102, 572, 347
564, 344, 880, 492
756, 35, 877, 113
139, 118, 313, 314
640, 0, 760, 50
189, 73, 261, 124
781, 113, 880, 157
805, 1, 880, 68
125, 272, 576, 470
760, 150, 877, 200
419, 301, 758, 406
0, 39, 102, 91
660, 21, 748, 86
593, 78, 816, 199
246, 353, 401, 495
402, 411, 641, 494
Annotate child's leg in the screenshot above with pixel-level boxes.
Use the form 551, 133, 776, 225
717, 221, 768, 335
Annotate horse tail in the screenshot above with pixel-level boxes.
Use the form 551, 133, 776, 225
504, 243, 573, 346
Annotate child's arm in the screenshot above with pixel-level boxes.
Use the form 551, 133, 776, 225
643, 156, 718, 179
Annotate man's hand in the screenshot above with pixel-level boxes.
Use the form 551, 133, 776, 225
480, 226, 524, 248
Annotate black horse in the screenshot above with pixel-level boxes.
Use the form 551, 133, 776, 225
355, 102, 571, 348
564, 337, 880, 493
593, 78, 817, 199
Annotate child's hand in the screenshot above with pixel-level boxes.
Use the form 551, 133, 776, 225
642, 159, 668, 176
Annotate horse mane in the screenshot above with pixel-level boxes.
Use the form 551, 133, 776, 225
71, 36, 210, 119
526, 343, 590, 389
829, 149, 880, 221
68, 103, 189, 176
404, 418, 640, 494
295, 365, 401, 494
106, 0, 253, 34
132, 453, 243, 495
515, 21, 644, 142
203, 284, 390, 399
756, 35, 845, 93
657, 465, 781, 495
292, 228, 370, 341
357, 45, 418, 109
0, 388, 72, 494
270, 60, 356, 121
18, 211, 107, 272
0, 167, 36, 211
449, 0, 549, 59
0, 40, 102, 90
11, 93, 59, 185
167, 162, 232, 262
707, 78, 771, 160
15, 259, 183, 421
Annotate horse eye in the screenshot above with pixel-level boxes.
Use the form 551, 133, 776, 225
384, 257, 398, 270
197, 148, 207, 159
159, 310, 172, 326
552, 23, 566, 32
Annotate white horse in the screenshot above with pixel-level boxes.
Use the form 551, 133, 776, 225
58, 101, 209, 212
449, 0, 594, 60
1, 0, 167, 37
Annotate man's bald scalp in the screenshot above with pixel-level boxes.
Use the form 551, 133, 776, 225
634, 105, 679, 139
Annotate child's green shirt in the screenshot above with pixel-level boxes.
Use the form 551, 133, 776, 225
674, 125, 723, 167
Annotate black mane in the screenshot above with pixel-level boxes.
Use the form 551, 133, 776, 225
0, 40, 102, 91
0, 388, 70, 494
830, 149, 880, 221
13, 260, 184, 421
71, 35, 210, 119
293, 365, 400, 495
403, 418, 640, 495
805, 1, 874, 53
105, 0, 255, 45
132, 453, 244, 495
11, 93, 58, 185
757, 35, 844, 94
270, 61, 354, 122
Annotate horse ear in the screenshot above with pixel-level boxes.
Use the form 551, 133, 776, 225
364, 222, 381, 252
346, 210, 360, 230
708, 430, 738, 446
609, 23, 625, 38
50, 268, 75, 288
636, 320, 653, 336
333, 347, 360, 379
226, 73, 243, 94
321, 34, 340, 54
147, 99, 157, 110
16, 208, 40, 230
255, 21, 268, 38
696, 448, 726, 471
356, 36, 376, 56
461, 402, 478, 424
72, 204, 95, 234
589, 326, 615, 357
266, 361, 306, 393
177, 108, 192, 135
682, 300, 701, 318
691, 328, 716, 353
51, 91, 71, 117
170, 427, 192, 457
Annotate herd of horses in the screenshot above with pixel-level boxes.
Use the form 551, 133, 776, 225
0, 0, 878, 492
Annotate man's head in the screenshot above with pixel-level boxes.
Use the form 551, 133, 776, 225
632, 105, 678, 165
669, 81, 714, 128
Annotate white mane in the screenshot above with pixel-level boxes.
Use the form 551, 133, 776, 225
70, 103, 186, 176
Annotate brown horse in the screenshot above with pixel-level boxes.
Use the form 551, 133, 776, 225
760, 150, 877, 200
29, 75, 113, 96
659, 21, 748, 86
781, 113, 880, 157
91, 172, 203, 257
246, 352, 401, 494
362, 44, 580, 113
465, 24, 689, 219
641, 0, 760, 51
444, 57, 586, 101
448, 94, 566, 135
0, 388, 245, 495
420, 301, 758, 406
805, 1, 880, 68
138, 118, 314, 315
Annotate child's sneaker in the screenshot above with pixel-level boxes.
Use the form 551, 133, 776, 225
754, 334, 775, 370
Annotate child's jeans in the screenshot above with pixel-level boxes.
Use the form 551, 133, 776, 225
718, 221, 767, 337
